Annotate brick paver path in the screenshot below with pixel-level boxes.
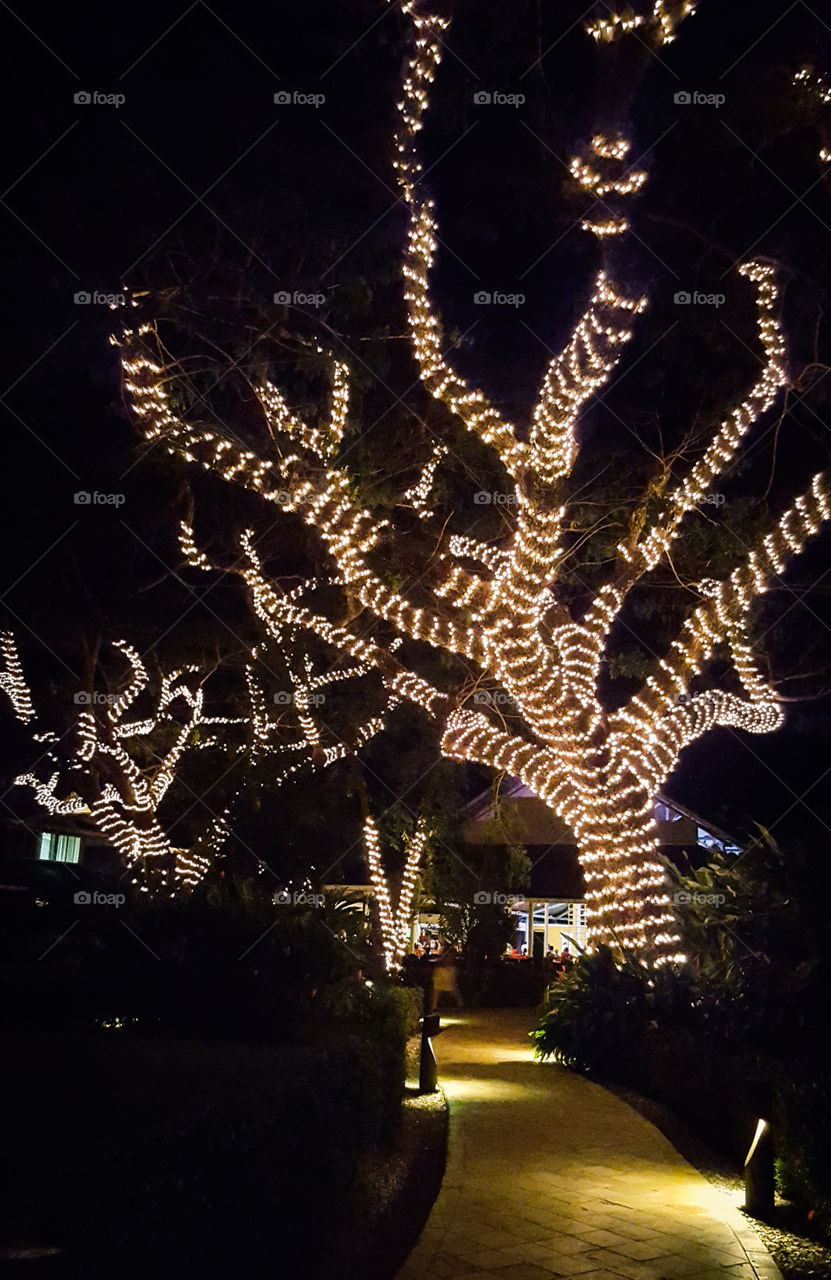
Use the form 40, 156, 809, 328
397, 1009, 780, 1280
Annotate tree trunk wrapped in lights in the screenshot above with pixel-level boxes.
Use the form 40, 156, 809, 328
117, 1, 830, 962
363, 815, 428, 971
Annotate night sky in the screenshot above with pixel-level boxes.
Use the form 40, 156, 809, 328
1, 0, 830, 857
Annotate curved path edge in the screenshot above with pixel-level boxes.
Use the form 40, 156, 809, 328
396, 1009, 782, 1280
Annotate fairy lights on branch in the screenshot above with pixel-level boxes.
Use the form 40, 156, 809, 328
793, 66, 831, 106
403, 442, 448, 519
529, 271, 646, 486
634, 262, 787, 571
586, 1, 696, 46
0, 632, 35, 723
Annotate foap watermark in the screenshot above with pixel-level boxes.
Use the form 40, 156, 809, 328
473, 290, 525, 308
674, 890, 726, 906
473, 90, 525, 107
274, 491, 313, 506
74, 890, 126, 906
74, 691, 118, 706
274, 289, 326, 308
273, 889, 325, 907
74, 491, 125, 506
474, 490, 517, 505
674, 290, 725, 308
273, 690, 325, 707
473, 690, 517, 709
273, 90, 325, 108
473, 890, 523, 906
701, 493, 726, 507
674, 90, 725, 107
74, 90, 125, 108
74, 290, 126, 308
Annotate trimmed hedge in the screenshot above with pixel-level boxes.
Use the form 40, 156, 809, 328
0, 890, 422, 1275
2, 892, 360, 1041
2, 986, 417, 1277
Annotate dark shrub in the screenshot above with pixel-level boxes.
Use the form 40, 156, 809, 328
531, 947, 649, 1078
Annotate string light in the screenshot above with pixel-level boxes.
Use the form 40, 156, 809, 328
115, 0, 829, 967
0, 632, 35, 723
793, 66, 831, 106
586, 1, 696, 46
364, 815, 427, 970
403, 442, 448, 518
569, 156, 647, 198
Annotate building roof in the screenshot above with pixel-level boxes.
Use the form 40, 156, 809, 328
461, 777, 740, 854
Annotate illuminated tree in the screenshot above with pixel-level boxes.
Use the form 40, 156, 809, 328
0, 632, 244, 887
0, 631, 393, 892
117, 1, 831, 963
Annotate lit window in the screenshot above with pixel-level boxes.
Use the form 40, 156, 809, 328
38, 832, 81, 864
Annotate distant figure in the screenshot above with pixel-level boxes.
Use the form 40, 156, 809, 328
520, 942, 528, 957
431, 944, 464, 1008
560, 947, 571, 966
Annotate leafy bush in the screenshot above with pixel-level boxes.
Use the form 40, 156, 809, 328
531, 947, 650, 1076
1, 879, 367, 1043
773, 1068, 831, 1215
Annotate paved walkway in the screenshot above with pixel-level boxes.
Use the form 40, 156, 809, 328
397, 1009, 780, 1280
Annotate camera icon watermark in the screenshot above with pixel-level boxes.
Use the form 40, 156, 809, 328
473, 290, 525, 307
674, 890, 726, 905
74, 90, 125, 108
473, 690, 516, 709
273, 90, 325, 108
473, 90, 525, 107
74, 290, 126, 308
273, 690, 325, 707
474, 491, 517, 505
74, 691, 117, 705
74, 491, 125, 507
473, 890, 522, 905
674, 90, 725, 107
273, 490, 311, 505
273, 289, 326, 308
273, 889, 325, 906
673, 290, 725, 308
74, 890, 126, 906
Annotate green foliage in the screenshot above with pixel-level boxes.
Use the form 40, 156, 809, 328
316, 887, 372, 950
530, 832, 831, 1214
531, 947, 650, 1076
3, 877, 367, 1043
424, 836, 530, 963
774, 1072, 831, 1215
660, 829, 830, 1054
